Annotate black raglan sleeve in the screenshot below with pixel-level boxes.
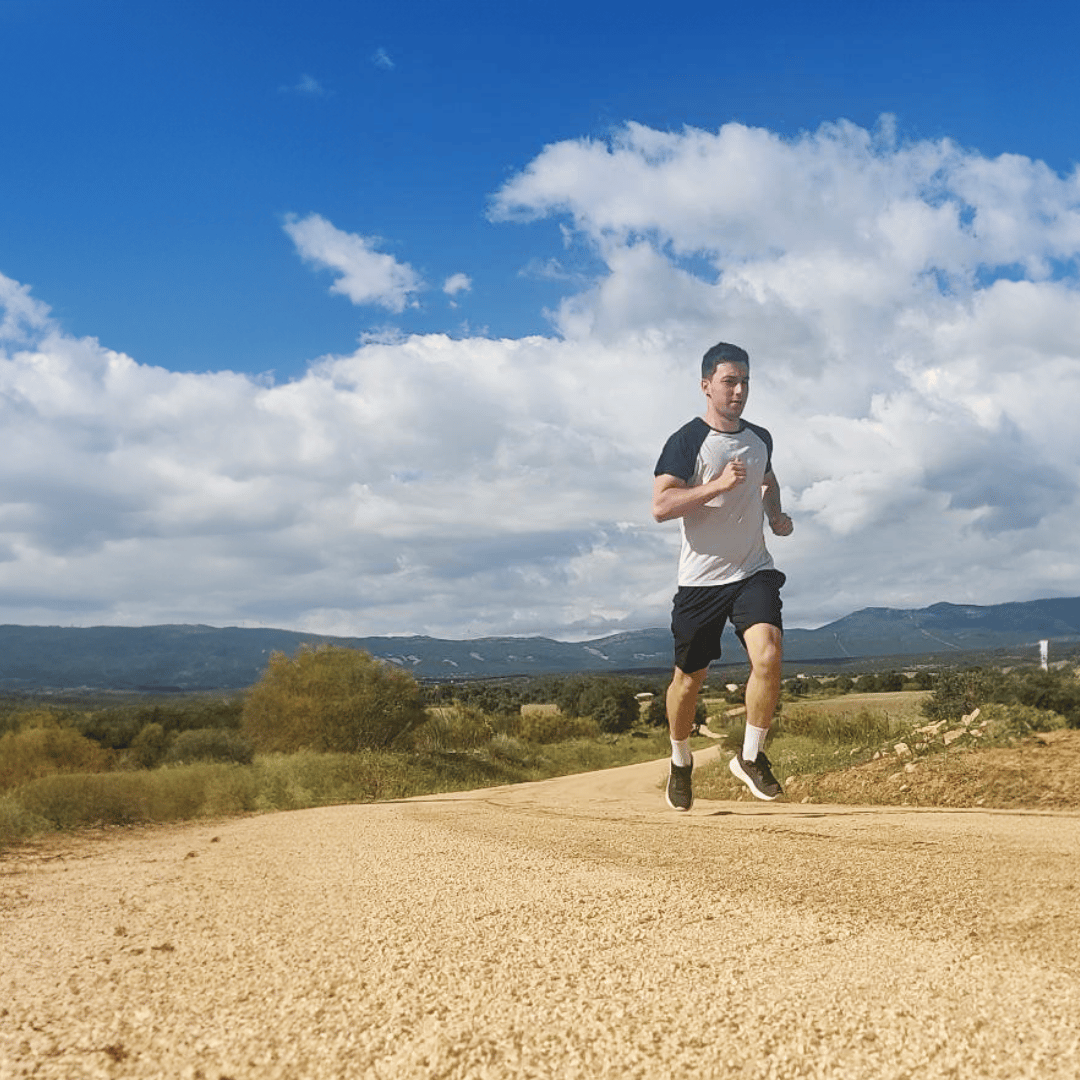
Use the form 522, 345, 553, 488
654, 418, 707, 482
743, 420, 773, 474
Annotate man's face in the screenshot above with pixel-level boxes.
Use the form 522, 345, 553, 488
702, 361, 749, 423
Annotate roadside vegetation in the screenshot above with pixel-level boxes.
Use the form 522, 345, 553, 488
0, 647, 673, 846
696, 663, 1080, 808
3, 648, 1079, 846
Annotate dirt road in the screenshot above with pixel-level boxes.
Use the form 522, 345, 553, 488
3, 745, 1079, 1079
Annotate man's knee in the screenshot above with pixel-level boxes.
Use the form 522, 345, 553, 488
669, 666, 708, 700
744, 624, 783, 676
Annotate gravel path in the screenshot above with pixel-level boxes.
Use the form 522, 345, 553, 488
3, 745, 1079, 1079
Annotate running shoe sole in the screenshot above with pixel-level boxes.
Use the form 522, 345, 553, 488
729, 753, 782, 801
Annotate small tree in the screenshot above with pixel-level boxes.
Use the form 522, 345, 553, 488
130, 722, 170, 768
577, 680, 639, 733
921, 667, 987, 722
243, 646, 427, 753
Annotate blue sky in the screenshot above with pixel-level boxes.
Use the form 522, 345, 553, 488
5, 0, 1078, 376
1, 0, 1079, 641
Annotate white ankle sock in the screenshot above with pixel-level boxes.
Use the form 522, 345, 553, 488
742, 724, 767, 762
670, 737, 692, 768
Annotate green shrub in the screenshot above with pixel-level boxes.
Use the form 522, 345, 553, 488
1009, 669, 1080, 728
0, 722, 112, 791
920, 666, 1080, 728
13, 763, 262, 828
517, 710, 600, 743
922, 668, 989, 721
581, 682, 640, 733
130, 722, 170, 768
0, 794, 50, 844
413, 704, 493, 752
243, 646, 428, 753
487, 733, 534, 766
16, 772, 154, 827
164, 728, 254, 766
975, 702, 1068, 737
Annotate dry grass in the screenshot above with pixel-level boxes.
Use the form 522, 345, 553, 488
783, 690, 930, 720
784, 730, 1080, 810
697, 690, 1080, 809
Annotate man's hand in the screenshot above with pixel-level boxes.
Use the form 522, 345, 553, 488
769, 513, 794, 536
717, 455, 747, 492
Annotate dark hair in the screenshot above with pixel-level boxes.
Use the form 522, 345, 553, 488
701, 342, 750, 378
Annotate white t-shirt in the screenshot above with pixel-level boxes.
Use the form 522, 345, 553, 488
654, 416, 776, 587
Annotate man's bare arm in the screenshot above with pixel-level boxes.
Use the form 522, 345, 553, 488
762, 470, 793, 535
652, 460, 746, 523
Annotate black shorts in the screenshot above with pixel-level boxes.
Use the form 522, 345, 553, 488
670, 568, 786, 674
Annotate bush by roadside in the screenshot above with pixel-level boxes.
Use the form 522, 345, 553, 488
243, 646, 428, 753
0, 720, 113, 790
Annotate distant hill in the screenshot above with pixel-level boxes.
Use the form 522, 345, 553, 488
0, 596, 1078, 690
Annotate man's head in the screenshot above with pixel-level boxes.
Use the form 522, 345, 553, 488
700, 342, 750, 430
701, 342, 749, 379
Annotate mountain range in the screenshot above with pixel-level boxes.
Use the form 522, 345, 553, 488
1, 596, 1078, 691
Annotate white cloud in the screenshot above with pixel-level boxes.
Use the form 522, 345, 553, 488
372, 47, 394, 71
281, 74, 328, 96
0, 271, 52, 343
442, 273, 472, 296
0, 292, 676, 637
3, 118, 1080, 639
517, 257, 585, 283
284, 213, 423, 312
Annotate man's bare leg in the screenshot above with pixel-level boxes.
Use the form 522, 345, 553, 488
664, 666, 707, 810
742, 622, 783, 736
730, 623, 784, 799
666, 665, 709, 742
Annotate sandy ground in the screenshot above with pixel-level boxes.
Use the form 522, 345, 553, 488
3, 744, 1079, 1079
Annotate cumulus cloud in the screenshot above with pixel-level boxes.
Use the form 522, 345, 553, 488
0, 296, 668, 637
487, 120, 1080, 617
284, 213, 423, 312
0, 272, 52, 343
3, 117, 1080, 638
442, 273, 472, 296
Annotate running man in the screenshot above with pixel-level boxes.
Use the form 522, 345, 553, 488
652, 342, 793, 811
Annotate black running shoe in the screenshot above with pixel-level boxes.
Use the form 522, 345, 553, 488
666, 760, 694, 811
729, 751, 783, 801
